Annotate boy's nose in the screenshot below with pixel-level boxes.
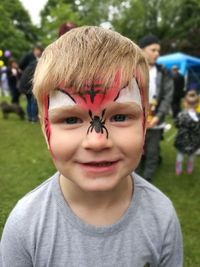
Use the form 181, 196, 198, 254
82, 129, 113, 151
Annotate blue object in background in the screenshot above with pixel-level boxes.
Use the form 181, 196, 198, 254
157, 52, 200, 92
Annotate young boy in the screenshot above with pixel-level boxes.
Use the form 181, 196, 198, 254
0, 26, 182, 267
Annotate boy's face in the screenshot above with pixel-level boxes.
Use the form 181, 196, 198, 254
45, 78, 145, 192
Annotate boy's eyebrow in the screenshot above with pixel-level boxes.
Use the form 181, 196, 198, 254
49, 102, 142, 116
48, 105, 83, 119
106, 102, 141, 112
106, 102, 143, 115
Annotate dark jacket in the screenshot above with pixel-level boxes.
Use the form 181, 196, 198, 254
19, 52, 36, 71
19, 61, 37, 95
7, 67, 21, 90
155, 64, 174, 123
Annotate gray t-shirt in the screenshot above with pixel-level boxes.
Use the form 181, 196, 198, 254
0, 172, 182, 267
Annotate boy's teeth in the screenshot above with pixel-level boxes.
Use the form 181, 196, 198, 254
91, 162, 112, 166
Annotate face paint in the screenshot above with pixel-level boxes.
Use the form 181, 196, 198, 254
49, 90, 76, 110
49, 77, 119, 112
46, 76, 144, 147
87, 109, 109, 138
43, 95, 53, 155
135, 71, 146, 133
49, 77, 142, 111
114, 78, 142, 109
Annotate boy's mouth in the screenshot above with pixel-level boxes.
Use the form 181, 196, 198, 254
79, 160, 119, 174
83, 161, 114, 167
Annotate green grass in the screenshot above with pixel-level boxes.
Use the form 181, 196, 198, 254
0, 97, 200, 266
155, 123, 200, 267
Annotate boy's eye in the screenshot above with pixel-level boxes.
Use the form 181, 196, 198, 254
111, 114, 127, 122
64, 117, 82, 124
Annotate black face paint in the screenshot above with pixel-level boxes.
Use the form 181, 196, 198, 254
87, 109, 109, 138
79, 81, 105, 103
56, 88, 76, 103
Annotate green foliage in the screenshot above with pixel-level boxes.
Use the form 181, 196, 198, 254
112, 0, 146, 41
40, 1, 82, 46
0, 0, 40, 60
1, 0, 200, 59
38, 0, 200, 55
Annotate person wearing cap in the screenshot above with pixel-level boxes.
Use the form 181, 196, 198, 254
171, 65, 185, 119
136, 34, 174, 182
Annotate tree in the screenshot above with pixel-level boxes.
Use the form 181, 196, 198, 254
39, 0, 200, 55
170, 0, 200, 55
0, 0, 40, 61
40, 0, 82, 46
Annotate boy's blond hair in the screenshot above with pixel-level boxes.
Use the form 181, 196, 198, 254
33, 26, 149, 117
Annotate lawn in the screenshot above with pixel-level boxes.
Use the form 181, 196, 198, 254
0, 96, 200, 266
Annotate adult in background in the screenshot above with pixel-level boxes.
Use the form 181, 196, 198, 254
171, 65, 185, 119
19, 61, 38, 122
19, 44, 43, 72
136, 34, 174, 182
19, 44, 44, 122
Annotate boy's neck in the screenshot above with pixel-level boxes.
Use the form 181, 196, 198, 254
59, 174, 133, 226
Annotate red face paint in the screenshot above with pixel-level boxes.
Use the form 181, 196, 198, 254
43, 95, 53, 155
43, 71, 146, 155
135, 71, 146, 135
59, 72, 121, 113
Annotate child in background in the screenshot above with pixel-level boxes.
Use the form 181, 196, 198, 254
174, 84, 200, 175
1, 26, 182, 267
7, 58, 21, 104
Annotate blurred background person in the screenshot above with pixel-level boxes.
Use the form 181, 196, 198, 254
19, 44, 43, 72
0, 66, 10, 97
58, 21, 77, 38
171, 65, 185, 119
174, 84, 200, 175
7, 59, 21, 105
136, 34, 174, 182
18, 21, 76, 123
19, 44, 44, 122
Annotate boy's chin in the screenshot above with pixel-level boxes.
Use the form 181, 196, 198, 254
79, 180, 121, 193
65, 173, 130, 193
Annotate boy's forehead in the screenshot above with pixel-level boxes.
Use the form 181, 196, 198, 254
48, 77, 142, 112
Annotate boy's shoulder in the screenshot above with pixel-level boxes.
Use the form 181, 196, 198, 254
133, 173, 174, 217
7, 173, 58, 225
7, 172, 175, 229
